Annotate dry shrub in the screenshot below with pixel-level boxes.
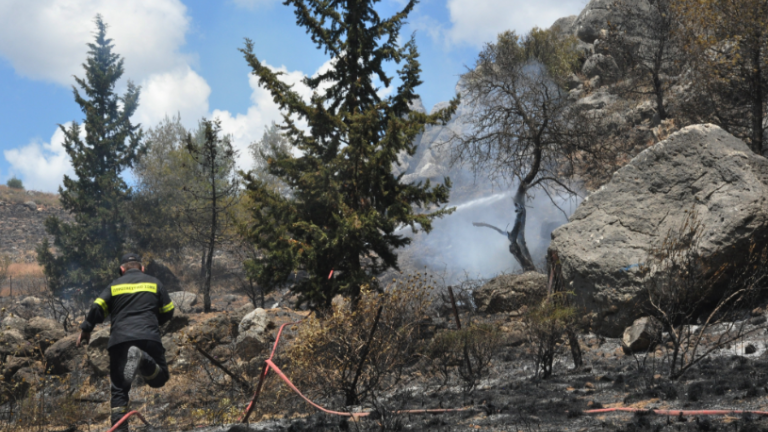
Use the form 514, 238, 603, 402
523, 292, 577, 379
427, 323, 504, 392
286, 274, 433, 408
643, 209, 767, 379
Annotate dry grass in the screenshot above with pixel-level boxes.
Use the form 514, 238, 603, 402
7, 263, 43, 278
0, 185, 60, 208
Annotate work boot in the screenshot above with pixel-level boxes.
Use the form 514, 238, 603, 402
124, 346, 151, 383
111, 405, 130, 432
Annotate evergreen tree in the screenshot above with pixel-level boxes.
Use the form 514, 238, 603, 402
179, 119, 240, 312
37, 16, 142, 298
241, 0, 457, 308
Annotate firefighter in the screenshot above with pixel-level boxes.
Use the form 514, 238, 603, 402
76, 253, 175, 431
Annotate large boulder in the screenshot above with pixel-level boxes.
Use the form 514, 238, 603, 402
550, 124, 768, 336
44, 333, 84, 375
473, 272, 548, 314
621, 316, 662, 354
170, 292, 197, 312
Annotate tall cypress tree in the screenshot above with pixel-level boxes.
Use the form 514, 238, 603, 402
241, 0, 457, 308
37, 15, 143, 298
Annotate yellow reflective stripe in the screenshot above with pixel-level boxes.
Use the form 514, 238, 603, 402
94, 298, 108, 315
111, 283, 157, 296
160, 301, 174, 314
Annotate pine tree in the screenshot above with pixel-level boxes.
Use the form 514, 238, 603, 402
240, 0, 458, 308
37, 15, 142, 298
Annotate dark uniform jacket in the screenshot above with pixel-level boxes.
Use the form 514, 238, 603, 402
80, 269, 175, 349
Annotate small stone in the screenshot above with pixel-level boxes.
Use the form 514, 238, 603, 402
585, 382, 595, 389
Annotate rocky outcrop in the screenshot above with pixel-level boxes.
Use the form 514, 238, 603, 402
573, 0, 651, 45
550, 124, 768, 336
621, 316, 662, 354
472, 272, 548, 314
0, 328, 35, 357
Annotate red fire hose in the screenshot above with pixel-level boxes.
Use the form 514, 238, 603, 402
106, 410, 150, 432
584, 408, 768, 416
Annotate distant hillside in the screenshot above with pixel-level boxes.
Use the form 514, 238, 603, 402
0, 186, 68, 262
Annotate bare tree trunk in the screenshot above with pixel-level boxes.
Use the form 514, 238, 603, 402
508, 186, 536, 272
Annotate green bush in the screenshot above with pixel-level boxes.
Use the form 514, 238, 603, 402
6, 177, 23, 189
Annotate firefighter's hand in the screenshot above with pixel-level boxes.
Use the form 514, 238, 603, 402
76, 331, 91, 347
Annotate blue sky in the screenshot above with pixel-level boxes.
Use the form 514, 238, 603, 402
0, 0, 586, 192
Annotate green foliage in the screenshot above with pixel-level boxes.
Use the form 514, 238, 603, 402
36, 15, 143, 298
181, 119, 240, 312
240, 0, 458, 308
249, 122, 292, 196
6, 177, 23, 190
129, 115, 193, 262
524, 292, 577, 379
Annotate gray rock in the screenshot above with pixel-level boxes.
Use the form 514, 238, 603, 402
85, 328, 111, 376
550, 124, 768, 336
2, 315, 28, 334
44, 333, 83, 375
169, 291, 197, 312
621, 316, 662, 353
235, 308, 270, 359
574, 0, 652, 44
472, 272, 548, 314
550, 15, 577, 38
2, 355, 32, 380
25, 316, 63, 339
235, 308, 305, 359
23, 201, 37, 211
19, 296, 41, 307
0, 329, 35, 357
582, 54, 620, 83
575, 90, 617, 111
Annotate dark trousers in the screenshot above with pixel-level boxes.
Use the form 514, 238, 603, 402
108, 340, 169, 408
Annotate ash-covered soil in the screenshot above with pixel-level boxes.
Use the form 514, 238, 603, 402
172, 314, 768, 432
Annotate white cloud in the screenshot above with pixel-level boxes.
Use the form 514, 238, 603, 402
134, 66, 211, 130
213, 59, 335, 171
445, 0, 586, 47
0, 0, 191, 85
4, 126, 75, 192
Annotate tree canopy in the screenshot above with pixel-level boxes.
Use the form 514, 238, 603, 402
37, 15, 143, 297
241, 0, 458, 308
